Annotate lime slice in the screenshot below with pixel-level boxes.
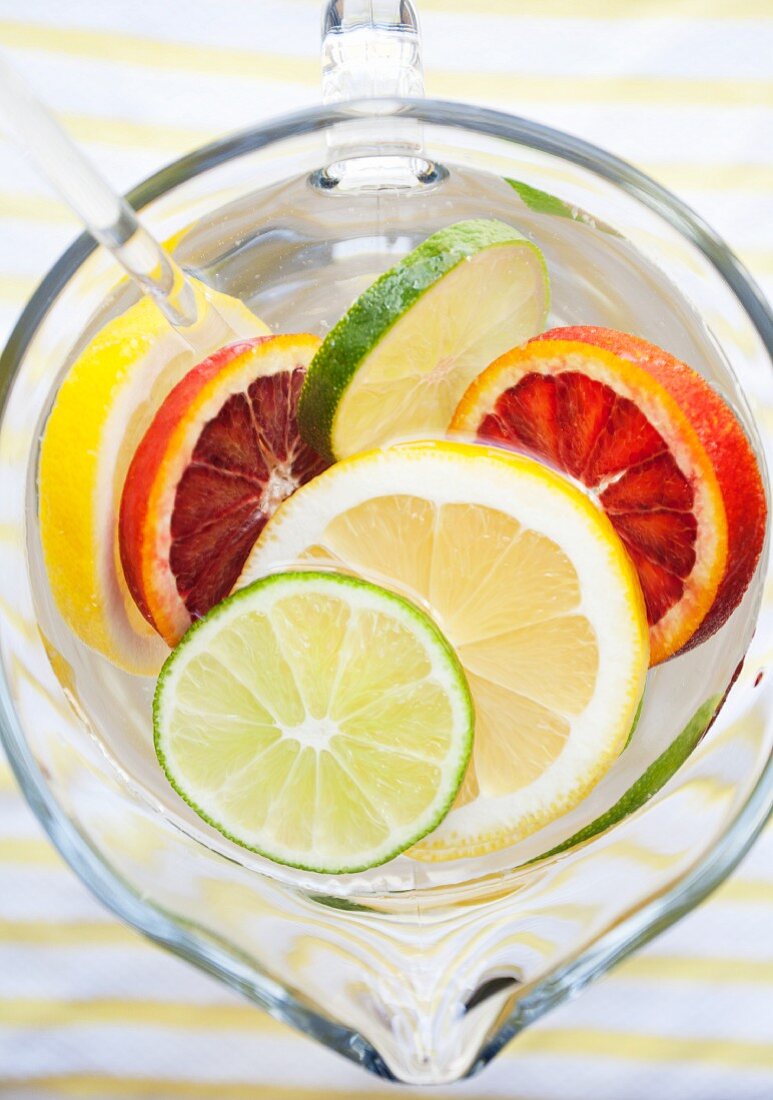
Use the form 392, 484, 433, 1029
154, 570, 474, 873
298, 219, 549, 461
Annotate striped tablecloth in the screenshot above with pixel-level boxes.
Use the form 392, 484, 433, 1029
0, 2, 771, 1098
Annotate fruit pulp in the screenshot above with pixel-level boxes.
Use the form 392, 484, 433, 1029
30, 162, 766, 890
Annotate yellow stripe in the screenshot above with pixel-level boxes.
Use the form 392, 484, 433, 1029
0, 921, 138, 946
5, 967, 773, 1027
63, 113, 211, 151
718, 878, 773, 904
619, 955, 773, 984
0, 21, 316, 84
737, 248, 773, 275
427, 72, 773, 106
0, 274, 37, 303
0, 997, 283, 1033
0, 838, 62, 865
0, 913, 770, 988
0, 597, 39, 643
3, 915, 769, 985
0, 1078, 486, 1100
515, 1027, 773, 1068
0, 191, 76, 224
3, 999, 772, 1071
650, 163, 773, 192
2, 21, 770, 106
0, 765, 16, 793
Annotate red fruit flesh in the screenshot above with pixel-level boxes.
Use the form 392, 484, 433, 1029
169, 366, 326, 620
535, 327, 767, 647
480, 367, 698, 630
120, 335, 327, 645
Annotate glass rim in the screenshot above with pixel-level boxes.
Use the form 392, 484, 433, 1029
1, 94, 772, 1076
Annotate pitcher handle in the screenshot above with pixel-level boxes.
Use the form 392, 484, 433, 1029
321, 0, 425, 103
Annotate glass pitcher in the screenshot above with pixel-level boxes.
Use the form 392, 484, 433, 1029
0, 0, 771, 1085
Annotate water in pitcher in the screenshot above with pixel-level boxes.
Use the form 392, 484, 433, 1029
28, 159, 765, 893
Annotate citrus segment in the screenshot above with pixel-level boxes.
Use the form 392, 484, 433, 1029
239, 441, 649, 860
39, 282, 268, 674
154, 571, 474, 873
533, 326, 767, 649
298, 220, 549, 461
453, 339, 730, 664
120, 334, 328, 647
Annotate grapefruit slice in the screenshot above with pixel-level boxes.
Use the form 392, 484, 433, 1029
119, 334, 328, 647
239, 440, 649, 860
451, 331, 755, 664
38, 282, 269, 675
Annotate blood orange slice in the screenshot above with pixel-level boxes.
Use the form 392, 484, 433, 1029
452, 331, 744, 664
119, 334, 327, 646
533, 326, 767, 651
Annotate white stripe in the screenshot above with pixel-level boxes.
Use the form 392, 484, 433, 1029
545, 978, 773, 1042
728, 830, 773, 878
675, 191, 773, 249
459, 103, 773, 165
0, 866, 113, 921
0, 304, 25, 332
0, 222, 80, 279
0, 944, 236, 1002
631, 902, 773, 961
5, 49, 316, 132
0, 3, 320, 55
0, 135, 174, 197
421, 15, 773, 78
0, 799, 57, 840
0, 1030, 360, 1085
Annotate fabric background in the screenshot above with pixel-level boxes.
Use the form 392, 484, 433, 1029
0, 2, 771, 1098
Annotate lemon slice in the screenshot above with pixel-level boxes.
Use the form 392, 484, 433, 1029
154, 571, 474, 873
39, 281, 268, 675
297, 220, 549, 461
240, 441, 649, 860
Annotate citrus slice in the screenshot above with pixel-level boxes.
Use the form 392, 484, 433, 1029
297, 220, 549, 461
39, 281, 268, 674
453, 335, 734, 665
239, 441, 649, 860
532, 326, 767, 650
154, 570, 474, 873
119, 334, 327, 648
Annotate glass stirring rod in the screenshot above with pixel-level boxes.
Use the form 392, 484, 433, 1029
0, 55, 243, 355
